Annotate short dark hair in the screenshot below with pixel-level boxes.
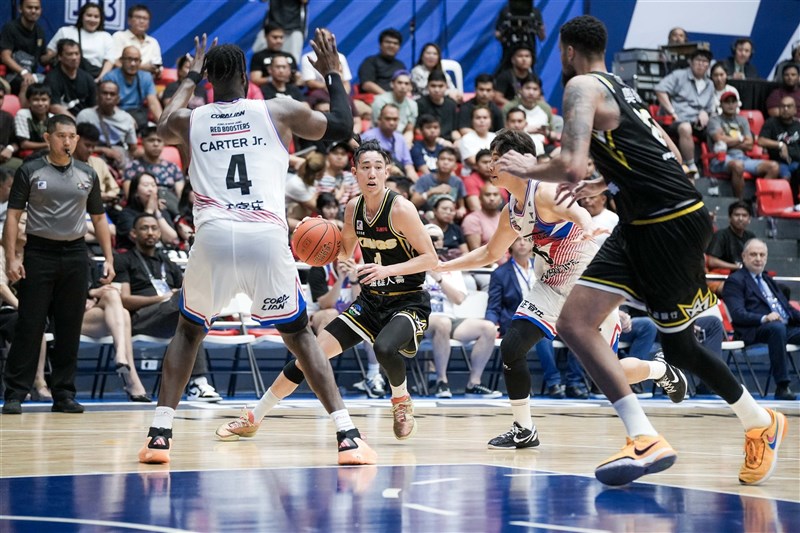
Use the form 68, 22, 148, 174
783, 63, 799, 75
316, 192, 338, 212
378, 102, 400, 117
387, 175, 413, 195
474, 74, 494, 87
427, 69, 447, 85
417, 114, 440, 128
0, 168, 11, 184
506, 107, 526, 121
56, 38, 80, 56
127, 4, 151, 19
560, 15, 607, 58
46, 114, 77, 134
140, 125, 159, 138
26, 82, 51, 100
728, 200, 750, 217
353, 139, 391, 165
379, 28, 402, 45
263, 22, 284, 36
98, 79, 119, 93
77, 122, 100, 142
438, 146, 457, 159
471, 103, 490, 120
133, 212, 159, 229
520, 73, 541, 88
475, 148, 492, 161
490, 128, 538, 157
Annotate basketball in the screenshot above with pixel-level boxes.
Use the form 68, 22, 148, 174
291, 218, 342, 266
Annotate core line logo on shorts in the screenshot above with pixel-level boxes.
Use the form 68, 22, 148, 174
261, 294, 290, 311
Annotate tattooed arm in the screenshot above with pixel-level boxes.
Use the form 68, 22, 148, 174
495, 75, 618, 184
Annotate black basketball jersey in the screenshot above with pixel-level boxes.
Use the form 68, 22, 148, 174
352, 189, 425, 294
587, 72, 701, 223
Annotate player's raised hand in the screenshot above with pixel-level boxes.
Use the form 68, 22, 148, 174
309, 28, 342, 77
495, 150, 537, 179
188, 34, 218, 78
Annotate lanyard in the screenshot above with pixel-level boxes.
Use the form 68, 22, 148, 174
511, 257, 534, 292
134, 250, 166, 281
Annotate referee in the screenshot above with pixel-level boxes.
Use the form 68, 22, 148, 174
2, 115, 114, 415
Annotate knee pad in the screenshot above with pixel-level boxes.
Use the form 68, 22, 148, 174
282, 359, 305, 385
500, 327, 530, 367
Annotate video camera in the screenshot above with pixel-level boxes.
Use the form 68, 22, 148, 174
499, 0, 542, 50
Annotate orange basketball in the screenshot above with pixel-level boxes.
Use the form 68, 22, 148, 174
291, 218, 342, 266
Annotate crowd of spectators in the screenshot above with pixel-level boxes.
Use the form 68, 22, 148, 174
0, 1, 797, 402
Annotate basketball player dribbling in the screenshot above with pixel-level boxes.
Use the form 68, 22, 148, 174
216, 139, 439, 443
496, 15, 786, 486
138, 31, 376, 465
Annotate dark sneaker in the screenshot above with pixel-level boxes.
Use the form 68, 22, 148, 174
2, 399, 22, 415
138, 427, 172, 464
654, 353, 687, 403
465, 384, 502, 399
433, 381, 452, 398
488, 422, 540, 450
337, 428, 377, 465
566, 385, 589, 399
546, 384, 566, 399
51, 397, 84, 413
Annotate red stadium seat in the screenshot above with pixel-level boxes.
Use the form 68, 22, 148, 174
158, 67, 178, 85
755, 178, 800, 218
1, 94, 21, 116
161, 145, 183, 170
739, 109, 765, 136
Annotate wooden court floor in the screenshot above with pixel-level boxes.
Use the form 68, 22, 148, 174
0, 398, 798, 532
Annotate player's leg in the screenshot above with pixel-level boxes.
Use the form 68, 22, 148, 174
373, 314, 420, 440
139, 315, 206, 464
488, 319, 544, 450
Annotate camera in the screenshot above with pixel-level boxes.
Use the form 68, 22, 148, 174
499, 0, 542, 49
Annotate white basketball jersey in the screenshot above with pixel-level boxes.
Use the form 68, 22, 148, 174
189, 98, 289, 229
508, 180, 598, 292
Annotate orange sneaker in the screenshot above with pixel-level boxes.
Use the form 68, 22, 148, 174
391, 395, 417, 440
337, 428, 377, 465
595, 434, 676, 486
739, 408, 788, 486
138, 427, 172, 464
215, 409, 260, 441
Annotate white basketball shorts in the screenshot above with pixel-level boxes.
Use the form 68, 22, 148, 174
180, 219, 305, 329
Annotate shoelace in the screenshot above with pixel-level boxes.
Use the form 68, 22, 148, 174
744, 436, 763, 468
392, 401, 411, 420
499, 424, 522, 439
656, 371, 678, 394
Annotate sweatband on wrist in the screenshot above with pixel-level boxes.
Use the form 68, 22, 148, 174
321, 72, 353, 141
186, 71, 202, 85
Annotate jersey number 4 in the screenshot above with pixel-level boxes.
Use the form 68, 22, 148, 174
226, 154, 253, 195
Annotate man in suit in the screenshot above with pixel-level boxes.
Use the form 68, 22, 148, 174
722, 238, 799, 400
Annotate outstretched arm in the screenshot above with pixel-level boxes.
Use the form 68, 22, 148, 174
157, 34, 216, 147
437, 205, 518, 272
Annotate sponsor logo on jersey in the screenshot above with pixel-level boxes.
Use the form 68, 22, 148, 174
540, 258, 579, 283
358, 237, 398, 250
261, 294, 290, 311
210, 111, 245, 119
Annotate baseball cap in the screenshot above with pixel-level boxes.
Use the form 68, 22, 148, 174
391, 69, 411, 81
423, 223, 444, 240
720, 90, 738, 102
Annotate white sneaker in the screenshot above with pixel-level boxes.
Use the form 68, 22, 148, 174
187, 376, 221, 402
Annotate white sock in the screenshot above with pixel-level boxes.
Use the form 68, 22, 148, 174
390, 380, 409, 399
253, 388, 280, 423
331, 409, 356, 432
646, 360, 668, 381
510, 397, 532, 430
730, 386, 772, 431
366, 363, 380, 379
612, 394, 658, 437
152, 406, 175, 429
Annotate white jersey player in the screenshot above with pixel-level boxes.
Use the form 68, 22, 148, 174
138, 32, 376, 466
